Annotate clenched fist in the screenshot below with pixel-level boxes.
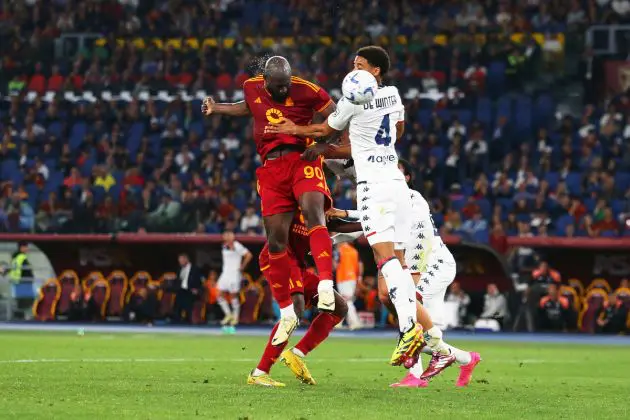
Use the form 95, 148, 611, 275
201, 97, 215, 116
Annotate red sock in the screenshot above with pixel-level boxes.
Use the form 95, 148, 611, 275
308, 225, 333, 281
268, 251, 292, 308
256, 322, 288, 373
294, 312, 341, 356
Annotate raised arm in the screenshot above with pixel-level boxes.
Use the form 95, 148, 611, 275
202, 97, 251, 117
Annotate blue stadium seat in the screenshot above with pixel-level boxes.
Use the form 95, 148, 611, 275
69, 122, 87, 151
564, 172, 582, 195
476, 96, 492, 127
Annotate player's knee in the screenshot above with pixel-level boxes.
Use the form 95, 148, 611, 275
267, 237, 287, 254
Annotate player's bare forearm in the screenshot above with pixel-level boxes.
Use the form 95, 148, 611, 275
293, 122, 336, 138
240, 252, 253, 271
327, 219, 363, 233
213, 101, 251, 117
324, 143, 351, 159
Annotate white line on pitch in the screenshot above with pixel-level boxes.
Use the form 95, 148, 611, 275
0, 357, 576, 365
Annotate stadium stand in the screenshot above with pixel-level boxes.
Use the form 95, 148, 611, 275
2, 1, 630, 333
2, 0, 628, 242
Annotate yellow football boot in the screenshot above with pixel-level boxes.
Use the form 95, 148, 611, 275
390, 322, 424, 366
280, 349, 316, 385
247, 371, 286, 387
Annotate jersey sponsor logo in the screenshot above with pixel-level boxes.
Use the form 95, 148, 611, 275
367, 154, 396, 163
266, 108, 284, 123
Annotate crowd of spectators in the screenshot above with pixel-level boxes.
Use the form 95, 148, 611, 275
1, 0, 630, 243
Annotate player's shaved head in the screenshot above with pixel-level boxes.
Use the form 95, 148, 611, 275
264, 56, 292, 103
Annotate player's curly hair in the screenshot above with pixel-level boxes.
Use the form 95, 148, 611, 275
356, 45, 390, 76
398, 158, 415, 190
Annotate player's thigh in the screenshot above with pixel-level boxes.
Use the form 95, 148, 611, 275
357, 182, 396, 253
263, 212, 294, 251
257, 161, 296, 217
393, 182, 413, 246
293, 156, 332, 220
337, 281, 356, 300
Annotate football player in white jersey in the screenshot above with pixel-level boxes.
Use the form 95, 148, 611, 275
393, 159, 481, 387
325, 158, 482, 387
265, 46, 424, 366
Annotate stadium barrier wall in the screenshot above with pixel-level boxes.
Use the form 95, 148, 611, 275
1, 234, 629, 290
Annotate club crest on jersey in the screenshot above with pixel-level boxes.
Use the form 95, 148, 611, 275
266, 108, 284, 124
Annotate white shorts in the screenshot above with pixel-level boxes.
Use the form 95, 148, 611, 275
414, 250, 456, 329
217, 272, 241, 294
337, 280, 356, 300
356, 180, 412, 248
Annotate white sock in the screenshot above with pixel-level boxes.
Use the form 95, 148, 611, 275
380, 258, 417, 332
292, 347, 306, 358
345, 299, 361, 327
318, 279, 334, 292
252, 368, 267, 376
230, 297, 241, 323
403, 267, 417, 300
446, 344, 472, 365
425, 326, 450, 356
279, 303, 296, 319
217, 296, 232, 318
408, 356, 425, 378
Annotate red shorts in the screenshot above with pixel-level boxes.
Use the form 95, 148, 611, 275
256, 152, 332, 217
259, 247, 319, 308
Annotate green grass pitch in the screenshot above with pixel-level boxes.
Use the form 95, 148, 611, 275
0, 331, 628, 419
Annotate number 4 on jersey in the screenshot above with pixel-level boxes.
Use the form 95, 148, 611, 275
374, 114, 392, 146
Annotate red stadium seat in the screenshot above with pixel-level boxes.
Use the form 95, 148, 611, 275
47, 74, 65, 91
157, 272, 177, 319
70, 74, 84, 90
559, 285, 581, 312
56, 270, 80, 318
127, 271, 153, 303
238, 279, 264, 324
215, 73, 234, 90
179, 72, 193, 87
587, 278, 612, 294
164, 73, 179, 86
89, 279, 111, 320
578, 289, 609, 333
567, 278, 585, 297
33, 279, 61, 321
82, 271, 105, 293
28, 74, 46, 94
106, 270, 129, 317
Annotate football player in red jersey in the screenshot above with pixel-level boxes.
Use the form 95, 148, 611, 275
247, 212, 348, 387
202, 57, 338, 346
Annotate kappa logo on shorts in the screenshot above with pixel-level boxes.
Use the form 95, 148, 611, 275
361, 196, 369, 202
415, 244, 422, 250
432, 264, 439, 270
438, 259, 444, 264
418, 285, 424, 292
362, 215, 370, 221
413, 254, 420, 260
364, 225, 371, 232
428, 271, 435, 277
363, 186, 369, 192
361, 205, 368, 211
423, 278, 430, 284
417, 232, 425, 239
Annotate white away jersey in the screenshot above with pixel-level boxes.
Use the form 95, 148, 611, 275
220, 241, 249, 276
327, 85, 405, 183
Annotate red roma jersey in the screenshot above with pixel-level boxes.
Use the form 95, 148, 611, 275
243, 75, 333, 161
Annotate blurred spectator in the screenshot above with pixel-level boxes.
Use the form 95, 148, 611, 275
240, 205, 261, 233
147, 194, 182, 231
538, 284, 573, 332
445, 281, 471, 327
531, 261, 562, 286
597, 293, 630, 334
479, 283, 509, 329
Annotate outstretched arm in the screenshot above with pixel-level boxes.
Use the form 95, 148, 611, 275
265, 119, 338, 138
202, 97, 251, 117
